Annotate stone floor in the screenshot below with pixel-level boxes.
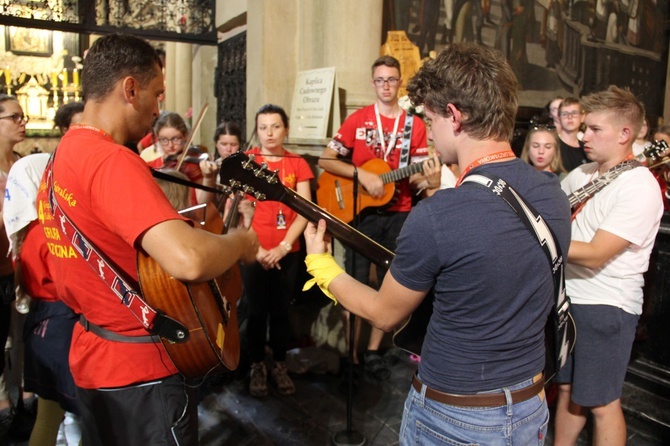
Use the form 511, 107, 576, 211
2, 346, 668, 445
193, 349, 669, 446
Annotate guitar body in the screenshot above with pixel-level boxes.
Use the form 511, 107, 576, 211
317, 158, 396, 223
137, 203, 242, 379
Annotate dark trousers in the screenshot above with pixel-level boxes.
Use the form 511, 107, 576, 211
76, 374, 198, 446
241, 252, 301, 363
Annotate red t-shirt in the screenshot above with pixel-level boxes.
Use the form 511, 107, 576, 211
328, 104, 428, 212
246, 147, 314, 251
36, 126, 190, 389
19, 220, 58, 302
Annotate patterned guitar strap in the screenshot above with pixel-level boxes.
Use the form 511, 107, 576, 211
43, 150, 189, 344
398, 111, 415, 169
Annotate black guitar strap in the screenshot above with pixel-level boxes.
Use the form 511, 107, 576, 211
398, 111, 414, 169
462, 173, 573, 379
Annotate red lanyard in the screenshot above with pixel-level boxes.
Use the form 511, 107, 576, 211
68, 124, 114, 142
455, 150, 517, 187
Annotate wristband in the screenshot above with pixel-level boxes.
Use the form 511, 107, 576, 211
302, 253, 345, 304
280, 241, 292, 252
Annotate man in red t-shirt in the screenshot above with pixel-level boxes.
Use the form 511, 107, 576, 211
35, 34, 258, 446
318, 55, 438, 382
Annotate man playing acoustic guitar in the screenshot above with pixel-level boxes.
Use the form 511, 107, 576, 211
305, 43, 571, 444
317, 55, 436, 382
35, 34, 259, 446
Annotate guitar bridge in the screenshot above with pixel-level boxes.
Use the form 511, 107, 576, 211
334, 180, 345, 209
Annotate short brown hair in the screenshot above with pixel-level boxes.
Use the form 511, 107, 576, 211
580, 86, 645, 137
371, 55, 401, 78
407, 43, 518, 142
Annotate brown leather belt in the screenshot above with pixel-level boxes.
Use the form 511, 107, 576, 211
412, 373, 544, 408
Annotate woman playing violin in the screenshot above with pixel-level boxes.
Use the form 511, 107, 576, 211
145, 111, 218, 206
214, 121, 243, 161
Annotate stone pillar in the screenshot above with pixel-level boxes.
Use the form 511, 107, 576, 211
192, 44, 218, 150
165, 41, 177, 112
174, 42, 193, 119
246, 0, 383, 137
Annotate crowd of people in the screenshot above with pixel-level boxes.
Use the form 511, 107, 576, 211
0, 32, 667, 446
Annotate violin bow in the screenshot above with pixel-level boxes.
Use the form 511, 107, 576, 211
176, 103, 209, 171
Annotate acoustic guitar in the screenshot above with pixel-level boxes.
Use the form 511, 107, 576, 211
137, 200, 243, 380
316, 157, 427, 223
220, 153, 575, 380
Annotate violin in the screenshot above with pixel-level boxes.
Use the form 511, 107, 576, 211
164, 145, 209, 165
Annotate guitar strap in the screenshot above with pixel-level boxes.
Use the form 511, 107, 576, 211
568, 159, 640, 221
398, 111, 414, 169
43, 151, 189, 344
462, 172, 572, 377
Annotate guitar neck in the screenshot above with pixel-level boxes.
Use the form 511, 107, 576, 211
277, 187, 395, 268
568, 161, 638, 207
379, 162, 424, 185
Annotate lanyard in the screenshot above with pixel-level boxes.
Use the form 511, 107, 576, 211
374, 103, 401, 161
455, 149, 517, 187
68, 124, 114, 141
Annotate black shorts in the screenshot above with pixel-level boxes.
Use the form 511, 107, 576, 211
76, 374, 198, 446
23, 300, 79, 414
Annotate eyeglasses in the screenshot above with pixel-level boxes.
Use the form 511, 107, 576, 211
158, 137, 184, 146
559, 111, 581, 118
0, 114, 29, 125
373, 77, 400, 87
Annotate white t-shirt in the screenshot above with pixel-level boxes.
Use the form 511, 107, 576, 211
561, 162, 663, 315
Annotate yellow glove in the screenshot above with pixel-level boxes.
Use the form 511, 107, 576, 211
303, 253, 345, 304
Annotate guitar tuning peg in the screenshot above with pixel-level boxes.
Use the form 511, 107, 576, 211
260, 162, 268, 169
242, 155, 256, 170
266, 170, 279, 184
253, 191, 267, 201
253, 168, 266, 178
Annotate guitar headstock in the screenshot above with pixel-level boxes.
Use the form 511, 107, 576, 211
643, 140, 670, 161
218, 152, 286, 202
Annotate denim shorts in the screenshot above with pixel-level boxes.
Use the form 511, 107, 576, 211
399, 375, 549, 445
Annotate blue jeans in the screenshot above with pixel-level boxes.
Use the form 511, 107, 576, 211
399, 376, 549, 445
